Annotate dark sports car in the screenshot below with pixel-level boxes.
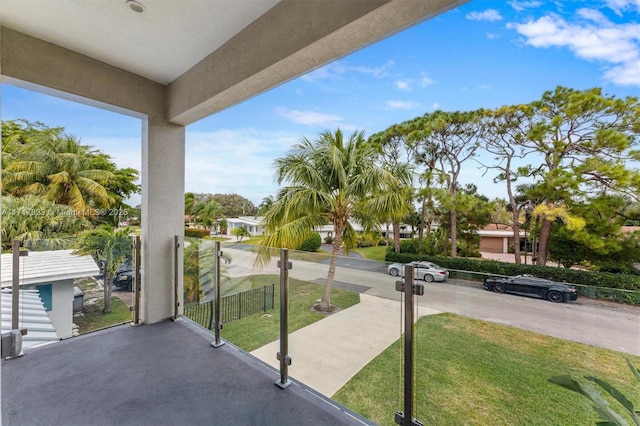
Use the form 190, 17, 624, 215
113, 263, 134, 292
483, 274, 578, 303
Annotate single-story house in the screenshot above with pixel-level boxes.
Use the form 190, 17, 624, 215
1, 250, 100, 339
226, 216, 264, 237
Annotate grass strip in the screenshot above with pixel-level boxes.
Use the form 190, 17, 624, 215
74, 297, 132, 334
333, 313, 640, 426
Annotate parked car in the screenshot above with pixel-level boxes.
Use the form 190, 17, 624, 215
387, 261, 449, 282
113, 263, 134, 292
483, 274, 578, 303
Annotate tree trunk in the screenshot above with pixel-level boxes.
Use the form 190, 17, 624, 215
537, 218, 552, 266
507, 179, 521, 264
418, 198, 426, 255
385, 223, 390, 246
450, 209, 457, 258
393, 221, 401, 253
103, 270, 112, 313
319, 226, 342, 311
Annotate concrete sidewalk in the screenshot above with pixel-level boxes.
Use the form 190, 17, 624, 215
250, 294, 441, 397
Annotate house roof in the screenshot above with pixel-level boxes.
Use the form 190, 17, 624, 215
1, 289, 60, 349
227, 216, 263, 226
1, 250, 100, 287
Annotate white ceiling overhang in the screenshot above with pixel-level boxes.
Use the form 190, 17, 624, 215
0, 0, 466, 125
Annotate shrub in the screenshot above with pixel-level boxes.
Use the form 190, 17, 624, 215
324, 235, 334, 244
185, 228, 210, 238
298, 232, 322, 252
356, 233, 381, 248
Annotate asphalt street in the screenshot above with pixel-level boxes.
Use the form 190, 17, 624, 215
223, 246, 640, 356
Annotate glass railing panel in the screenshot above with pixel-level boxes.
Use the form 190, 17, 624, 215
216, 241, 281, 352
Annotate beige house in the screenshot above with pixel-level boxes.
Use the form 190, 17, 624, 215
478, 224, 525, 254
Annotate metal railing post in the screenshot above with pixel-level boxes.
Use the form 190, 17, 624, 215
211, 241, 225, 348
173, 236, 180, 320
276, 248, 292, 389
132, 235, 141, 325
394, 264, 424, 426
12, 240, 20, 330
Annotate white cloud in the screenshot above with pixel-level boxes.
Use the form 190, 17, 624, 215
184, 129, 299, 204
301, 60, 395, 82
606, 0, 640, 15
83, 137, 141, 171
486, 33, 500, 40
432, 103, 440, 110
385, 100, 422, 110
508, 1, 542, 12
420, 73, 434, 87
508, 11, 640, 86
466, 9, 503, 22
276, 108, 342, 126
395, 80, 412, 91
604, 58, 640, 85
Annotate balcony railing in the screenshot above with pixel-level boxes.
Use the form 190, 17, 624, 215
4, 235, 639, 425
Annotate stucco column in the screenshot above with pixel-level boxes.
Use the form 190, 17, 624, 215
141, 116, 185, 323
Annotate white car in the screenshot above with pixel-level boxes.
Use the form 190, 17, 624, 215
387, 261, 449, 282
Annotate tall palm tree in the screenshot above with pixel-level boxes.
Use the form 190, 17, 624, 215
4, 134, 115, 215
1, 195, 91, 251
184, 192, 197, 216
259, 129, 410, 311
74, 226, 132, 313
193, 199, 223, 233
257, 195, 274, 217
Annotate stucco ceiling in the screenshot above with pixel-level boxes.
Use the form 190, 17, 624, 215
0, 0, 281, 84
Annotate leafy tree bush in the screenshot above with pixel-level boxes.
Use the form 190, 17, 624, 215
356, 232, 383, 248
231, 225, 250, 241
185, 228, 210, 238
297, 232, 322, 252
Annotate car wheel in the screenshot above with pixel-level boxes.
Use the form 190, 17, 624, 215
423, 274, 434, 282
389, 268, 399, 277
493, 283, 506, 293
547, 291, 563, 303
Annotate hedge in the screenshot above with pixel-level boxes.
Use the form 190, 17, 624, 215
185, 228, 211, 238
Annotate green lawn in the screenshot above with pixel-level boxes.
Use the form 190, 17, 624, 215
333, 313, 640, 426
354, 245, 388, 261
219, 274, 360, 351
74, 297, 132, 334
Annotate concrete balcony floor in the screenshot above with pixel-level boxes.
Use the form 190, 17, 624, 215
2, 320, 370, 426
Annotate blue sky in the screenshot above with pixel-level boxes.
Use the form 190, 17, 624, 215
2, 0, 639, 207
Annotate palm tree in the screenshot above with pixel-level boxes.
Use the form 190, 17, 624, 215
4, 133, 115, 215
1, 195, 91, 251
193, 199, 223, 233
184, 192, 197, 216
74, 226, 132, 313
259, 129, 410, 311
256, 195, 275, 217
